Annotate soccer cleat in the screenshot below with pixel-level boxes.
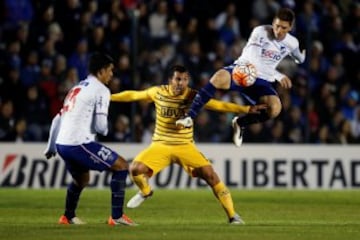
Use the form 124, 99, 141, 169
126, 191, 153, 208
229, 213, 245, 225
232, 116, 244, 147
58, 215, 86, 224
175, 116, 193, 128
108, 214, 137, 226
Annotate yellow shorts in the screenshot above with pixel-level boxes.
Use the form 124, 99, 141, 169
133, 142, 211, 177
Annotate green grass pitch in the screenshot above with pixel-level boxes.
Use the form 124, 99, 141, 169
0, 189, 359, 240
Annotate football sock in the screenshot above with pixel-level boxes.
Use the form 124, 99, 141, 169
64, 182, 83, 219
213, 181, 236, 219
131, 174, 152, 196
237, 109, 270, 126
188, 82, 217, 118
111, 170, 128, 219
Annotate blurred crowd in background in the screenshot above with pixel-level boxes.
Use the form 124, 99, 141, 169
0, 0, 359, 144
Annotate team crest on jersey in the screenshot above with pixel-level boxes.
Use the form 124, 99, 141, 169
280, 46, 287, 55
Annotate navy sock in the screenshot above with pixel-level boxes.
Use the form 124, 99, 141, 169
111, 170, 128, 219
188, 82, 217, 118
64, 182, 83, 219
237, 109, 270, 127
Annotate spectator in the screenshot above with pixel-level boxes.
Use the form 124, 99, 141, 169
351, 106, 360, 141
28, 4, 55, 50
215, 2, 240, 37
7, 117, 31, 142
3, 0, 33, 30
20, 50, 40, 87
0, 100, 15, 141
0, 67, 25, 115
105, 114, 132, 142
68, 38, 90, 80
148, 0, 169, 48
21, 85, 50, 141
335, 119, 358, 144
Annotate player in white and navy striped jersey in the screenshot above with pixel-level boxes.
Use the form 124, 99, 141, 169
44, 52, 136, 226
176, 8, 306, 147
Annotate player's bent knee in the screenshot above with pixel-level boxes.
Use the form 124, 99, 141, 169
111, 156, 129, 171
269, 104, 282, 118
268, 107, 281, 118
267, 99, 282, 118
129, 162, 149, 176
73, 172, 90, 188
198, 167, 220, 186
210, 69, 231, 89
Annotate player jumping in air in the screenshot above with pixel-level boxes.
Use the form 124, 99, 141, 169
176, 8, 306, 147
111, 65, 266, 224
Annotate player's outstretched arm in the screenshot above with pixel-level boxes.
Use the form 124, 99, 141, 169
111, 90, 149, 102
205, 99, 266, 114
291, 48, 306, 64
175, 100, 267, 129
44, 113, 61, 159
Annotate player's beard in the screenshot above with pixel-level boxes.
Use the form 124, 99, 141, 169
173, 86, 184, 96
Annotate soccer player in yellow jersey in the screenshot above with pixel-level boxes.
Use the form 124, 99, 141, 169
111, 65, 266, 224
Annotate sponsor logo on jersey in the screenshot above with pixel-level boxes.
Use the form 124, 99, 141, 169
160, 107, 185, 118
261, 49, 282, 60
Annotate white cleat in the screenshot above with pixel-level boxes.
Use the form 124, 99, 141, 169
232, 117, 244, 147
126, 191, 153, 208
229, 213, 245, 225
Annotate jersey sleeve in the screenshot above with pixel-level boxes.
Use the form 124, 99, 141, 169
247, 26, 263, 46
290, 47, 306, 64
145, 86, 159, 101
111, 88, 155, 102
205, 99, 250, 113
44, 113, 61, 153
289, 37, 306, 64
94, 88, 110, 136
274, 70, 286, 82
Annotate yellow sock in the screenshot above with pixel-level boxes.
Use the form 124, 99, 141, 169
213, 181, 236, 218
131, 174, 152, 196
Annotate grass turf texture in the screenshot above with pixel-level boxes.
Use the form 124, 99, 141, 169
0, 189, 359, 240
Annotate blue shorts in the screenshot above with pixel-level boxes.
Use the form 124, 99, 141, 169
224, 64, 278, 105
56, 142, 119, 176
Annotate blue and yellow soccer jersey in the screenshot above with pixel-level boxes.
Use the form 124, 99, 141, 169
111, 85, 250, 144
147, 85, 196, 144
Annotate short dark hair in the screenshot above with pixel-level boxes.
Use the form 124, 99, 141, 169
275, 8, 295, 25
168, 64, 187, 78
88, 52, 114, 75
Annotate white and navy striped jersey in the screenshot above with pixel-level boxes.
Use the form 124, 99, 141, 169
234, 25, 305, 82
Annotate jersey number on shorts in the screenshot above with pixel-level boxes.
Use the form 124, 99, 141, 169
97, 146, 112, 160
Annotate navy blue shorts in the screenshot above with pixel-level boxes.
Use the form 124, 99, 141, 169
224, 64, 278, 105
56, 142, 119, 176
